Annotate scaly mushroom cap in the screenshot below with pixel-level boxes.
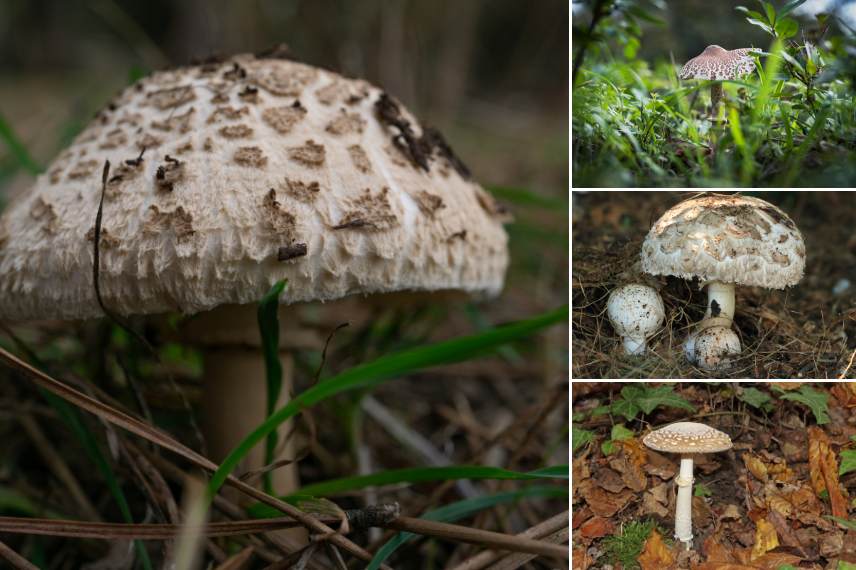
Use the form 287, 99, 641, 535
679, 45, 756, 80
0, 52, 509, 320
606, 284, 665, 340
641, 195, 805, 289
643, 421, 733, 454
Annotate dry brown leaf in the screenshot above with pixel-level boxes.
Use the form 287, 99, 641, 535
831, 382, 856, 407
579, 516, 614, 539
766, 494, 792, 518
644, 448, 677, 480
720, 504, 742, 521
742, 453, 768, 482
807, 426, 849, 518
702, 533, 737, 563
749, 518, 778, 561
595, 468, 627, 493
769, 382, 802, 390
638, 529, 676, 570
572, 546, 591, 570
750, 552, 802, 570
578, 479, 634, 518
612, 438, 648, 492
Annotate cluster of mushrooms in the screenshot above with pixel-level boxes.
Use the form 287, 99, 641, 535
607, 194, 806, 371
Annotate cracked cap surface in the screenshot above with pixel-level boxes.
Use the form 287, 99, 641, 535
0, 52, 509, 320
643, 421, 733, 453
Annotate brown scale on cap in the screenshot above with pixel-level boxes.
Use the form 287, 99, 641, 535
288, 140, 325, 167
281, 179, 321, 203
233, 146, 268, 168
325, 110, 366, 136
144, 205, 195, 241
261, 189, 297, 238
218, 124, 254, 139
414, 191, 445, 218
98, 128, 128, 150
151, 107, 196, 133
348, 144, 373, 173
207, 105, 250, 124
155, 155, 185, 192
29, 197, 58, 234
67, 159, 100, 180
334, 188, 399, 231
146, 85, 196, 110
262, 104, 307, 134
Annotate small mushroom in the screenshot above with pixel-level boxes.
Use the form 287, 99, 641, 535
680, 45, 756, 114
606, 284, 665, 355
684, 325, 741, 371
642, 422, 733, 548
641, 194, 805, 370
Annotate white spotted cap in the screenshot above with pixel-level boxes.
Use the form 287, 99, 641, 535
641, 194, 805, 289
0, 51, 509, 320
679, 45, 757, 80
643, 421, 733, 454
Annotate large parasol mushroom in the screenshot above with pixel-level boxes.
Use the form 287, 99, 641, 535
680, 45, 757, 114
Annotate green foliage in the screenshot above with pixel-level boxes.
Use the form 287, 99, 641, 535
206, 305, 568, 499
738, 387, 773, 412
257, 280, 286, 494
829, 516, 856, 531
774, 385, 830, 424
839, 449, 856, 477
573, 1, 856, 187
611, 423, 635, 441
601, 520, 664, 570
838, 560, 856, 570
694, 483, 712, 497
573, 424, 596, 453
611, 384, 696, 421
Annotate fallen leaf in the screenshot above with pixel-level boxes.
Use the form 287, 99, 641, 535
702, 532, 737, 563
743, 452, 769, 482
808, 426, 849, 518
819, 530, 844, 558
720, 504, 742, 521
831, 382, 856, 408
572, 546, 591, 570
749, 518, 778, 561
637, 529, 676, 570
579, 516, 614, 539
693, 564, 756, 570
595, 468, 627, 493
578, 479, 634, 518
611, 437, 648, 492
571, 506, 591, 530
750, 552, 802, 569
766, 509, 803, 551
770, 382, 802, 390
644, 448, 677, 480
642, 489, 670, 518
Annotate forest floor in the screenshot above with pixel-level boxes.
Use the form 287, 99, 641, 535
571, 192, 856, 379
572, 382, 856, 569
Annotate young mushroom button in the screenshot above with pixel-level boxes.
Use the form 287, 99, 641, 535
642, 422, 733, 548
606, 284, 665, 355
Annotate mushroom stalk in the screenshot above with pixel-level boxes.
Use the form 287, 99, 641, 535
710, 83, 723, 114
702, 280, 735, 323
675, 455, 695, 547
622, 336, 646, 355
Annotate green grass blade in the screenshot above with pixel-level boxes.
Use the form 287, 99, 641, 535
257, 280, 286, 494
367, 485, 568, 569
486, 186, 568, 211
206, 305, 569, 500
0, 112, 43, 175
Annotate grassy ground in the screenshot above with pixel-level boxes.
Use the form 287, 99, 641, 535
572, 191, 856, 379
572, 0, 856, 187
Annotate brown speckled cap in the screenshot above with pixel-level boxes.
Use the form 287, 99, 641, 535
641, 195, 805, 290
0, 52, 509, 320
643, 422, 733, 454
680, 45, 756, 80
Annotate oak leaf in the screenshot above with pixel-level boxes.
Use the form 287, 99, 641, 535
749, 518, 778, 561
637, 529, 676, 570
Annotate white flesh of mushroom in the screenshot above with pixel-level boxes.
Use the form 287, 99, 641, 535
675, 456, 695, 546
606, 284, 665, 355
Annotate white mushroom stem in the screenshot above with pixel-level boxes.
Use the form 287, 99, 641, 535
675, 455, 695, 547
622, 336, 647, 355
702, 280, 735, 323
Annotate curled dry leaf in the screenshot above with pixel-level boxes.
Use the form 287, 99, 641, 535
743, 452, 768, 482
769, 382, 802, 391
807, 426, 849, 518
596, 468, 627, 493
579, 516, 615, 539
577, 479, 634, 518
637, 529, 676, 570
643, 448, 677, 480
572, 546, 592, 570
610, 438, 648, 492
749, 518, 779, 561
831, 382, 856, 408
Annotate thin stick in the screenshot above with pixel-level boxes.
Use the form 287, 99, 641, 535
0, 541, 39, 570
385, 517, 568, 559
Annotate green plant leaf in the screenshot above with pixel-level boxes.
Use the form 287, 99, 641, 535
0, 112, 43, 175
366, 485, 567, 569
736, 6, 766, 22
206, 305, 568, 499
763, 2, 777, 26
694, 483, 712, 497
777, 385, 830, 424
780, 0, 808, 17
573, 425, 595, 453
611, 384, 695, 421
840, 450, 856, 476
828, 516, 856, 530
838, 560, 856, 570
486, 185, 568, 211
746, 17, 774, 35
775, 17, 799, 39
611, 424, 634, 441
258, 279, 286, 494
738, 387, 773, 411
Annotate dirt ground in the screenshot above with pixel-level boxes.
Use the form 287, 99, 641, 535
571, 192, 856, 379
572, 382, 856, 569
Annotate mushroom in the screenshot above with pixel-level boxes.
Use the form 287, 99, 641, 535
680, 45, 757, 114
606, 284, 665, 355
684, 325, 741, 371
0, 51, 509, 499
640, 194, 805, 370
642, 422, 733, 548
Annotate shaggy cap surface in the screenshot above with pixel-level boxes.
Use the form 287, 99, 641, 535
680, 45, 757, 80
